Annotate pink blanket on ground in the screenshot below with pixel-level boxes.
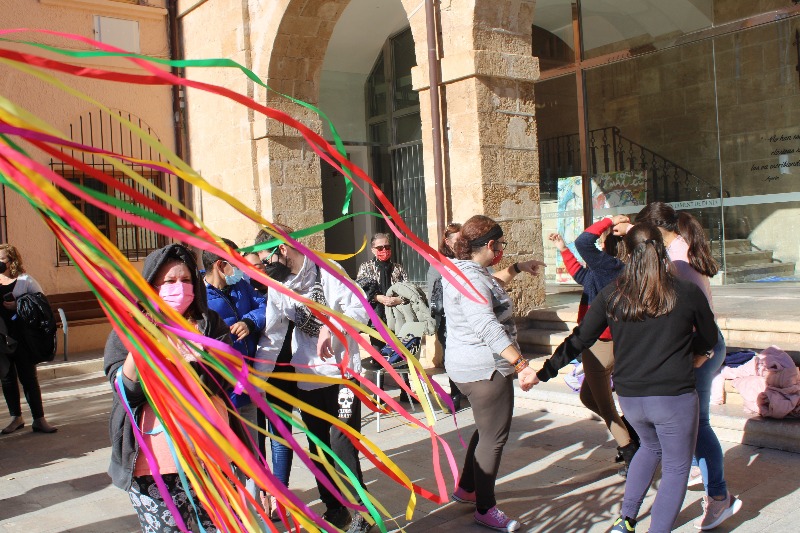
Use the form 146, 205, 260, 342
720, 346, 800, 418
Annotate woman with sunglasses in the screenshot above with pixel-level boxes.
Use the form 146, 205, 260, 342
356, 234, 411, 398
444, 215, 541, 532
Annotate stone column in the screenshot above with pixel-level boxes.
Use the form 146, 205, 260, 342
413, 50, 545, 312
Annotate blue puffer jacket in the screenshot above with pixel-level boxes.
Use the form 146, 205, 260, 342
205, 280, 266, 358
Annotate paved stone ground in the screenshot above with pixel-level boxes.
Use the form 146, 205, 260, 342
1, 372, 799, 532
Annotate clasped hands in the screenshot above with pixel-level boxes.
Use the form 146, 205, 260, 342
518, 366, 540, 391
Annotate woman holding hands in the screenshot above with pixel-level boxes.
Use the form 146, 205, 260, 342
443, 215, 543, 532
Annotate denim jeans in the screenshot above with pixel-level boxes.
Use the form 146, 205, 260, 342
693, 328, 727, 497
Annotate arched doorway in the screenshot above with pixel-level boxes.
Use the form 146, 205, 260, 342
318, 1, 426, 281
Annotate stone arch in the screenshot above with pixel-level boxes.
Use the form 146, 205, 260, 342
247, 0, 428, 244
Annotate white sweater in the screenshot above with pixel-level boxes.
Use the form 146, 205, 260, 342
255, 257, 368, 390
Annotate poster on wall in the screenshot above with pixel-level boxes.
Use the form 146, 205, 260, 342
555, 171, 647, 283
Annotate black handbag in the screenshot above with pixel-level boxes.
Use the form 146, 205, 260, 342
15, 292, 57, 364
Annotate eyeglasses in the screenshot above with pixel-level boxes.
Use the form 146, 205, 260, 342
493, 241, 508, 250
373, 245, 391, 251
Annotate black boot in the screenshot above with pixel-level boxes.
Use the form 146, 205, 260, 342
617, 441, 639, 478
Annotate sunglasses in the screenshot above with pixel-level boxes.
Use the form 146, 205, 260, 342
492, 241, 508, 250
373, 245, 391, 251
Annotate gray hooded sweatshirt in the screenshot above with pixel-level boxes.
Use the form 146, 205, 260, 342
442, 259, 518, 383
103, 243, 232, 491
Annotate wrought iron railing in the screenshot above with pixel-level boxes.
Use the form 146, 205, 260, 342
540, 126, 728, 265
541, 126, 726, 202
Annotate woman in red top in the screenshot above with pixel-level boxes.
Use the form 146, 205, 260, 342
541, 215, 639, 475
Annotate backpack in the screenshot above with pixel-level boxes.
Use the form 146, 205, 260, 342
15, 292, 57, 364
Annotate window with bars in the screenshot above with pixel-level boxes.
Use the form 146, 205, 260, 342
50, 109, 171, 265
52, 167, 168, 264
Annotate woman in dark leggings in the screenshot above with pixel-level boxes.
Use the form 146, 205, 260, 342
0, 244, 57, 434
427, 222, 463, 412
531, 223, 717, 533
443, 215, 542, 532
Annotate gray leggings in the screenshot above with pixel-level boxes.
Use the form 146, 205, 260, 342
618, 392, 699, 533
455, 372, 514, 512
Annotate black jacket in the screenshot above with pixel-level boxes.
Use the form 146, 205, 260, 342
103, 244, 232, 490
538, 278, 717, 397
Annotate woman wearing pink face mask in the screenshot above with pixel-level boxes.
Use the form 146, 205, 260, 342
104, 244, 234, 532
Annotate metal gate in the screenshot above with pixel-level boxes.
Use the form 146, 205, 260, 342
389, 140, 428, 284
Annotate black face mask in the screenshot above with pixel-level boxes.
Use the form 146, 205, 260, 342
0, 262, 6, 275
264, 261, 292, 283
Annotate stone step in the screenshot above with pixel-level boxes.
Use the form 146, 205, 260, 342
724, 249, 773, 267
723, 262, 796, 283
723, 239, 754, 254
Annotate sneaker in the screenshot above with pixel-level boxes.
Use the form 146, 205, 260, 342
693, 493, 742, 530
610, 516, 636, 532
474, 506, 520, 532
687, 465, 703, 487
451, 486, 476, 504
322, 507, 352, 530
347, 513, 372, 533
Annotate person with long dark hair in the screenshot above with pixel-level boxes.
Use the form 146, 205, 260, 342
631, 202, 742, 530
444, 215, 542, 532
540, 215, 639, 477
427, 222, 463, 412
526, 223, 717, 533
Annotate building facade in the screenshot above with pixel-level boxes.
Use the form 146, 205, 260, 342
0, 0, 175, 351
4, 1, 800, 351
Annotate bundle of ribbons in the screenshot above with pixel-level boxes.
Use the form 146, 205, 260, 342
0, 29, 486, 533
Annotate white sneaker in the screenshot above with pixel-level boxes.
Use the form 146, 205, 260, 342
693, 492, 742, 530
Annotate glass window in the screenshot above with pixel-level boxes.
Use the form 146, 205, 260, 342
581, 0, 712, 59
715, 19, 800, 282
395, 113, 422, 144
535, 74, 581, 283
367, 55, 387, 118
392, 29, 419, 110
532, 0, 575, 70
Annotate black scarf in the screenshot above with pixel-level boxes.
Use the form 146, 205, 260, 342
375, 258, 394, 320
375, 257, 394, 296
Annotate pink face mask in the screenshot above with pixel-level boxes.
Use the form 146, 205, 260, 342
158, 281, 194, 315
376, 249, 392, 262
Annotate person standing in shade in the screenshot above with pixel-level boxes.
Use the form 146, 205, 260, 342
631, 202, 742, 530
0, 244, 57, 434
527, 223, 717, 533
444, 215, 543, 533
427, 222, 464, 412
251, 230, 299, 520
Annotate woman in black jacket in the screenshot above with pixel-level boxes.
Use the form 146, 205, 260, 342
104, 243, 233, 532
526, 223, 717, 533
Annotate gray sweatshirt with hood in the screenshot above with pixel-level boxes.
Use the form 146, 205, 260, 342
442, 259, 518, 383
103, 243, 232, 491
